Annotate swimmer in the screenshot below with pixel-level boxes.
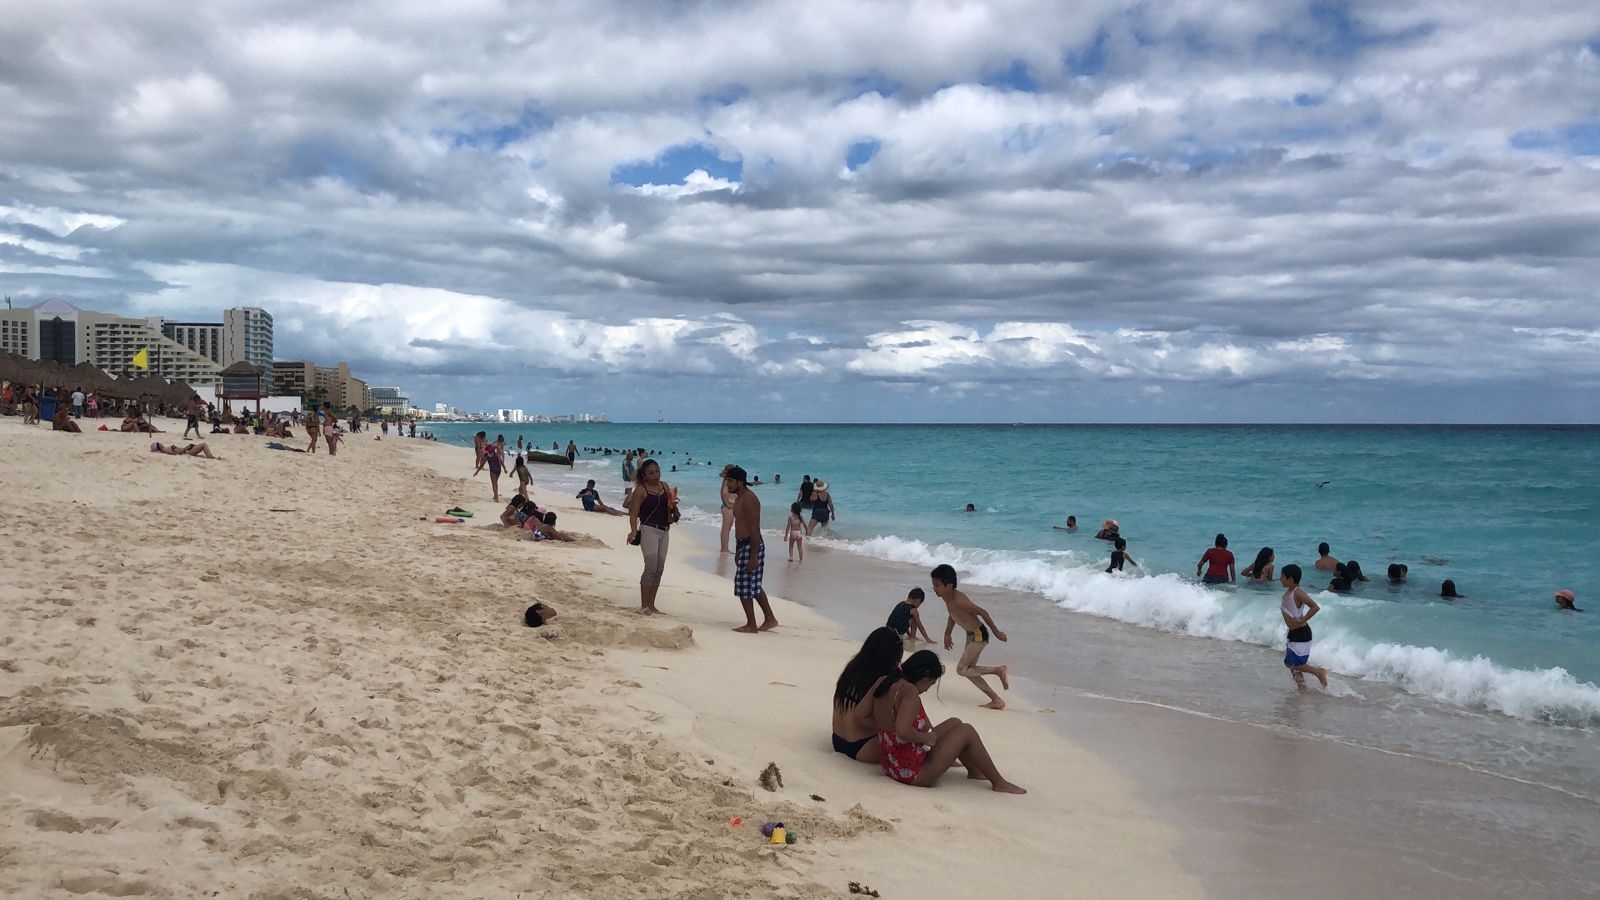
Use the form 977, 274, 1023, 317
1196, 533, 1235, 585
1242, 547, 1275, 582
965, 503, 977, 512
1314, 542, 1340, 572
1555, 590, 1584, 612
1052, 515, 1078, 533
1094, 519, 1120, 541
1387, 563, 1408, 584
1105, 537, 1137, 573
1440, 579, 1463, 599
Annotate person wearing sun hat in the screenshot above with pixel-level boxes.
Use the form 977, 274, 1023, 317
1554, 590, 1583, 612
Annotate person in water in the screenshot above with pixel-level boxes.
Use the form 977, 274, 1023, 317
932, 564, 1010, 710
1197, 533, 1235, 584
1554, 590, 1584, 612
1105, 537, 1137, 573
1278, 565, 1329, 690
965, 503, 977, 512
1242, 547, 1275, 582
1094, 519, 1120, 541
870, 650, 1026, 793
831, 627, 904, 764
1440, 579, 1463, 599
1314, 542, 1340, 572
1387, 563, 1409, 584
785, 502, 806, 561
1328, 559, 1368, 592
886, 587, 935, 647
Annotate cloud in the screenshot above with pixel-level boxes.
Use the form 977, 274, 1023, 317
1, 0, 1598, 420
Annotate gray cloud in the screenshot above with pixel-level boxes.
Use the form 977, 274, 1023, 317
2, 0, 1598, 421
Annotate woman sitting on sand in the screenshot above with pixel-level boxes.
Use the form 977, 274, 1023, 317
151, 441, 220, 459
831, 627, 904, 764
51, 405, 82, 433
870, 650, 1026, 794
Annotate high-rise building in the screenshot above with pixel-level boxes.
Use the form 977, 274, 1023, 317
368, 386, 410, 413
224, 307, 273, 368
1, 299, 277, 388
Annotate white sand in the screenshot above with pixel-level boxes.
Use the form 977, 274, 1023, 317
0, 418, 1203, 899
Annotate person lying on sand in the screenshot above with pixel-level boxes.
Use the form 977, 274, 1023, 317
576, 480, 626, 516
151, 441, 220, 459
870, 650, 1025, 794
523, 602, 559, 627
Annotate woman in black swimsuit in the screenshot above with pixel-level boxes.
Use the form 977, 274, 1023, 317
831, 627, 903, 763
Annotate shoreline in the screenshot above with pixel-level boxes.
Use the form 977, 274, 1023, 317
0, 419, 1203, 899
668, 520, 1600, 899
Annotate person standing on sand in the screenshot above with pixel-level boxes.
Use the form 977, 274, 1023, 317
719, 464, 736, 553
625, 458, 674, 615
484, 440, 505, 501
70, 386, 84, 419
726, 465, 778, 633
321, 402, 340, 456
931, 563, 1010, 709
473, 431, 488, 475
621, 450, 637, 500
183, 394, 203, 440
305, 406, 320, 453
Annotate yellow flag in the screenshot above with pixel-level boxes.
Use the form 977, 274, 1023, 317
132, 348, 149, 370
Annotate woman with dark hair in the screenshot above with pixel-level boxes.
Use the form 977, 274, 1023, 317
870, 650, 1026, 794
626, 458, 676, 615
1197, 533, 1235, 584
831, 627, 904, 763
1328, 559, 1368, 592
1440, 579, 1462, 599
1242, 547, 1275, 582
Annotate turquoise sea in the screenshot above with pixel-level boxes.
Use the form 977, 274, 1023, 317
430, 423, 1600, 795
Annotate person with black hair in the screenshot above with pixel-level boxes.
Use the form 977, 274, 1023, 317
870, 650, 1025, 793
1197, 533, 1235, 584
1314, 542, 1340, 572
1278, 565, 1329, 689
1106, 537, 1138, 573
523, 602, 558, 628
831, 627, 904, 763
931, 564, 1010, 709
1242, 547, 1276, 582
1328, 559, 1368, 592
1440, 579, 1463, 599
885, 588, 934, 646
1386, 563, 1408, 584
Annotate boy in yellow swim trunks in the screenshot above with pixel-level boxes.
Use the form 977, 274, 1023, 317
930, 563, 1011, 710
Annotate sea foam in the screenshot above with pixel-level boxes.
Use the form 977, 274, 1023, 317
817, 533, 1600, 727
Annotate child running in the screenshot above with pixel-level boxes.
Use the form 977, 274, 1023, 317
785, 502, 805, 561
930, 563, 1010, 709
885, 587, 935, 648
1279, 564, 1330, 689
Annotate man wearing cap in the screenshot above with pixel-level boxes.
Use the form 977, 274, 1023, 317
726, 466, 778, 633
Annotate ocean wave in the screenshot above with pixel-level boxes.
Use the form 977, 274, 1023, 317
815, 533, 1600, 727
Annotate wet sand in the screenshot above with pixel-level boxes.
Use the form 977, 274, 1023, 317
713, 536, 1600, 900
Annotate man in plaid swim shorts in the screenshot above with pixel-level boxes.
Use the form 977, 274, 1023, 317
726, 465, 778, 633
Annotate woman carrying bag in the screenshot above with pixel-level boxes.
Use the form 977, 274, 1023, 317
626, 458, 678, 615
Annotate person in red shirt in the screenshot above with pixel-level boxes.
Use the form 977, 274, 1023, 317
1197, 533, 1236, 585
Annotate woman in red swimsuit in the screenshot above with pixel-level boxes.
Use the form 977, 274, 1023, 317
870, 650, 1026, 794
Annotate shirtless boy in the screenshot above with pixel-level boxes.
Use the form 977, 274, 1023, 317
1314, 542, 1341, 572
930, 563, 1010, 709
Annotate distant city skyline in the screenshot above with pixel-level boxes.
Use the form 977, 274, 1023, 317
2, 4, 1597, 422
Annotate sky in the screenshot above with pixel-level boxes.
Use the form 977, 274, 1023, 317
2, 1, 1598, 423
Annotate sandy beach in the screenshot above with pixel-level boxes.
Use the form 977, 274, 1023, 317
0, 418, 1203, 899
